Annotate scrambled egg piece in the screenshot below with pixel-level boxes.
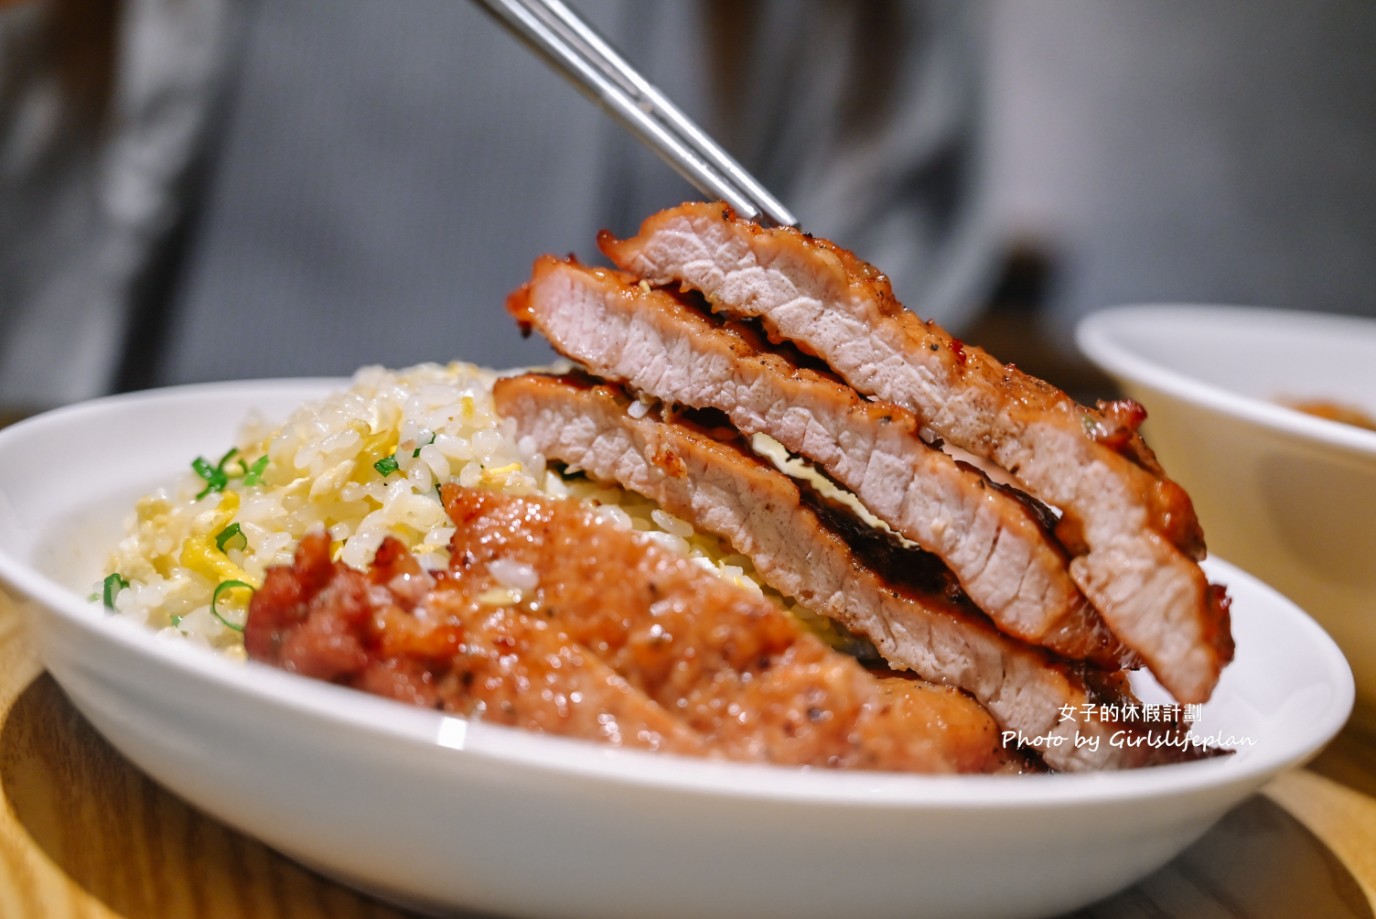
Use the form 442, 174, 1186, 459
179, 491, 250, 585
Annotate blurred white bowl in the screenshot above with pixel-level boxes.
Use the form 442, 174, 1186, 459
1078, 304, 1376, 722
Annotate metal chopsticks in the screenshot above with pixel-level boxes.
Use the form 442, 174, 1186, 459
471, 0, 797, 228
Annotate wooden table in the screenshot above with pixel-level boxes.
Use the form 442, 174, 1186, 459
2, 597, 1373, 918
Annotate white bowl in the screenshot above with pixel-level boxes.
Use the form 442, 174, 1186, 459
1078, 303, 1376, 722
0, 380, 1355, 919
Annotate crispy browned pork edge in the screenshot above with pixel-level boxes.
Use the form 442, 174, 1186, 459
246, 529, 713, 758
492, 372, 1221, 772
505, 255, 1133, 669
597, 201, 1233, 704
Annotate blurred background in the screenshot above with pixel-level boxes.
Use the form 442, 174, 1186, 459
3, 0, 1375, 420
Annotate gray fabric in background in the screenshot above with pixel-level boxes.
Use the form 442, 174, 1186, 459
0, 0, 991, 405
159, 0, 990, 386
0, 0, 236, 406
162, 1, 707, 382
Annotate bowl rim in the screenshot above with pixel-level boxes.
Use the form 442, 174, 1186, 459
0, 377, 1356, 811
12, 548, 1352, 809
1076, 303, 1376, 458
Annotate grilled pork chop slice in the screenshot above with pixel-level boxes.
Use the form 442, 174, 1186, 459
493, 373, 1210, 771
599, 202, 1233, 704
246, 530, 709, 756
440, 485, 1022, 773
246, 494, 1021, 773
508, 255, 1129, 669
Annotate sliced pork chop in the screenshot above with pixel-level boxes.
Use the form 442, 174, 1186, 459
441, 485, 1023, 773
246, 497, 1020, 773
508, 254, 1129, 669
599, 202, 1233, 704
493, 373, 1213, 771
246, 530, 710, 756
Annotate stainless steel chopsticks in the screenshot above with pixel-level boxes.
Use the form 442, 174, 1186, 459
471, 0, 797, 228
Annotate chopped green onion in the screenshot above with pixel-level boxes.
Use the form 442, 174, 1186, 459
215, 521, 247, 552
374, 454, 400, 477
193, 448, 269, 497
242, 454, 270, 486
170, 613, 184, 628
191, 456, 219, 495
192, 447, 239, 499
102, 572, 129, 609
210, 579, 253, 632
412, 432, 437, 458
